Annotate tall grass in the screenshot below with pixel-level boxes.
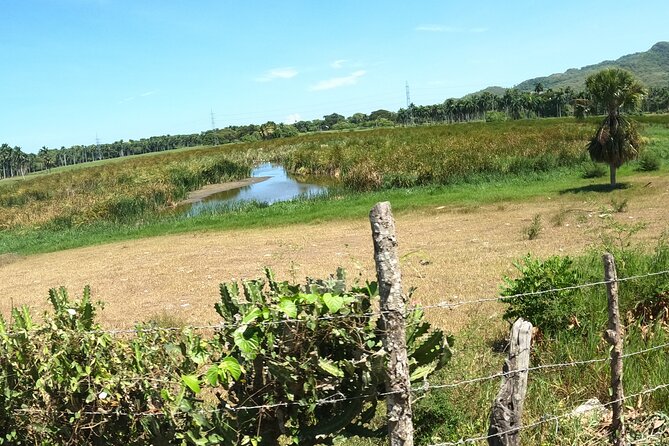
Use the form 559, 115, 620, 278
259, 119, 596, 190
1, 116, 669, 243
0, 146, 252, 229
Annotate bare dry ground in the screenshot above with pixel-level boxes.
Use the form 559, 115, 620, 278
1, 175, 668, 331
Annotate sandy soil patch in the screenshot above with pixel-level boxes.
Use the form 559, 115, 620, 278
1, 176, 668, 332
179, 176, 270, 204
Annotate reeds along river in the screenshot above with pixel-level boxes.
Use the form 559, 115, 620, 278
182, 163, 330, 216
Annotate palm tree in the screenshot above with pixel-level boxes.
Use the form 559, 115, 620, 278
586, 68, 646, 186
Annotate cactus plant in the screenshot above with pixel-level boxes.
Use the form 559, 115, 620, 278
201, 268, 453, 445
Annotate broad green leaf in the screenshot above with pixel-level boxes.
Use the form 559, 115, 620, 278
181, 374, 201, 394
322, 293, 344, 313
410, 363, 437, 382
318, 358, 344, 378
220, 356, 242, 380
205, 366, 219, 386
233, 328, 260, 358
241, 307, 262, 325
298, 293, 318, 304
278, 298, 298, 318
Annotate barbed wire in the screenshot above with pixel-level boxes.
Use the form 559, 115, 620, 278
5, 268, 668, 339
421, 269, 669, 311
428, 383, 669, 446
419, 339, 669, 391
11, 339, 669, 420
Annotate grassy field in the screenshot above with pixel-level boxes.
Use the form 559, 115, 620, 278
2, 115, 669, 444
2, 115, 668, 256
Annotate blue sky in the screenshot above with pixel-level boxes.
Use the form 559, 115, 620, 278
2, 0, 668, 152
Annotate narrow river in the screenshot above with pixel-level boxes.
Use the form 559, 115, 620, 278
184, 163, 329, 217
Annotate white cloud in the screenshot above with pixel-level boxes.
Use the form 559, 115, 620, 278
256, 67, 298, 82
284, 113, 301, 124
309, 70, 366, 91
330, 59, 347, 69
140, 90, 157, 97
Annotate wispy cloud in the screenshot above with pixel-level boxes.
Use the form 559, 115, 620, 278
256, 67, 298, 82
416, 24, 488, 33
309, 70, 366, 91
330, 59, 347, 69
118, 90, 158, 104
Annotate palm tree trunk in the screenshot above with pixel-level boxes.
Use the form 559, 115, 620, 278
610, 163, 617, 186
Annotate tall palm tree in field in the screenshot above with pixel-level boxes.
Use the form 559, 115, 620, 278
586, 68, 646, 186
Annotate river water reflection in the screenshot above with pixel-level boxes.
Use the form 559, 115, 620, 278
185, 163, 329, 216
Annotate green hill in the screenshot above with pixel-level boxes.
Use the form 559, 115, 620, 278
515, 42, 669, 91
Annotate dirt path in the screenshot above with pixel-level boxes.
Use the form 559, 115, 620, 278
2, 176, 668, 331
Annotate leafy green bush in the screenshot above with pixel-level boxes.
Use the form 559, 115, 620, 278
582, 162, 607, 178
189, 268, 453, 445
637, 150, 662, 171
500, 255, 580, 336
485, 111, 507, 122
0, 287, 193, 445
0, 269, 452, 445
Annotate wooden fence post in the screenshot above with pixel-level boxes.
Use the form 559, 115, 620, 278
603, 252, 626, 446
369, 202, 414, 446
488, 318, 533, 446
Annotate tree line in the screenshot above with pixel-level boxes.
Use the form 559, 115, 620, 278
2, 85, 668, 180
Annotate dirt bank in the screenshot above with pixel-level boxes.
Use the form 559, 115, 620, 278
178, 176, 270, 204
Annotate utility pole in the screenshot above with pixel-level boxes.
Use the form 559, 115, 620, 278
405, 81, 414, 125
210, 109, 219, 145
96, 134, 101, 161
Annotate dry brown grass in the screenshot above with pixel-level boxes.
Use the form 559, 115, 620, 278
1, 176, 668, 331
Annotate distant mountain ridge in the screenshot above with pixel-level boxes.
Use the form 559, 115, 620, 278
476, 42, 669, 95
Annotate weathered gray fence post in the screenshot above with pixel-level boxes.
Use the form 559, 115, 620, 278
488, 318, 533, 446
603, 252, 626, 446
369, 202, 414, 446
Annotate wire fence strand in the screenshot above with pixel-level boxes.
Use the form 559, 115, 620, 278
11, 339, 669, 419
5, 269, 668, 338
428, 383, 669, 446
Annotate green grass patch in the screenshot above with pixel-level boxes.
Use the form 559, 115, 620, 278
1, 160, 667, 256
2, 117, 669, 255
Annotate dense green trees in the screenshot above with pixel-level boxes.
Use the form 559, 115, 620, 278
3, 76, 667, 179
0, 144, 36, 179
585, 68, 647, 186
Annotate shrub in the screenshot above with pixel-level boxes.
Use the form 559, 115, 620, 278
637, 150, 662, 171
582, 162, 607, 178
501, 255, 580, 336
485, 111, 507, 123
196, 268, 453, 445
524, 214, 542, 240
0, 287, 190, 445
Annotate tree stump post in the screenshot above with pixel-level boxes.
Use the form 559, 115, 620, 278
603, 253, 626, 446
488, 318, 533, 446
369, 202, 413, 446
